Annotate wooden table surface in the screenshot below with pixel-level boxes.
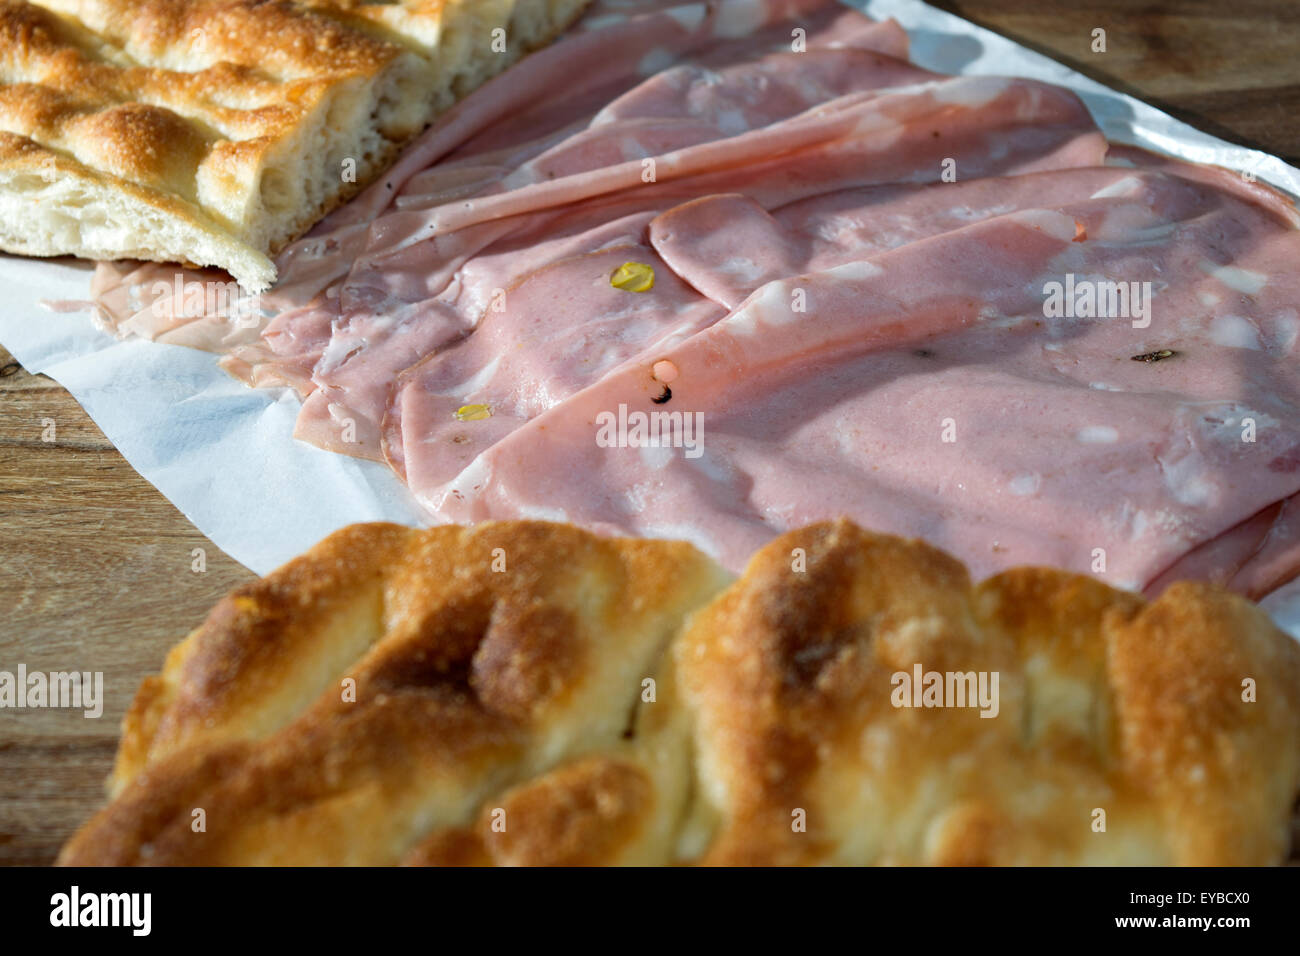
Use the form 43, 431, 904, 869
2, 0, 1298, 866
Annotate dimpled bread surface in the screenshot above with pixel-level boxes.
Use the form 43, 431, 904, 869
0, 0, 593, 290
59, 520, 1300, 865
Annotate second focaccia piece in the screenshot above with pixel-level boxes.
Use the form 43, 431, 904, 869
0, 0, 591, 290
677, 521, 1300, 865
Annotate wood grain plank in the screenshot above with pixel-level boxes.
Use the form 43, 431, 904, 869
929, 0, 1300, 163
0, 347, 255, 866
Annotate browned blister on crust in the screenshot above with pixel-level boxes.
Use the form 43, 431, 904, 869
111, 521, 417, 793
403, 756, 659, 866
60, 519, 1300, 865
0, 0, 593, 290
1106, 582, 1300, 865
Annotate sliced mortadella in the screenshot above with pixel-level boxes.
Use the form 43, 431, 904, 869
648, 167, 1217, 310
1144, 495, 1300, 600
504, 47, 935, 187
419, 207, 1090, 525
89, 261, 270, 351
302, 73, 1106, 460
301, 206, 673, 458
334, 70, 1106, 322
1106, 143, 1300, 228
313, 0, 860, 231
649, 195, 806, 308
291, 297, 466, 458
391, 5, 909, 210
423, 199, 1300, 588
384, 243, 724, 486
222, 297, 340, 395
89, 0, 1102, 449
399, 74, 1105, 241
79, 0, 1300, 606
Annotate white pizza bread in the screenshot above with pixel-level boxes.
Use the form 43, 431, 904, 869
0, 0, 592, 290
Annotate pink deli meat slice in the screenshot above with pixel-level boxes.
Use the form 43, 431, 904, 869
1144, 492, 1300, 601
362, 72, 1104, 461
381, 163, 1128, 475
647, 166, 1197, 309
290, 47, 1103, 456
420, 185, 1300, 588
385, 242, 723, 484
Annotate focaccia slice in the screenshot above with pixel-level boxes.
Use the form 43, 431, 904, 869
59, 520, 730, 865
0, 0, 592, 291
677, 521, 1300, 865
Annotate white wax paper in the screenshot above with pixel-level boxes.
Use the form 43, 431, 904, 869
3, 0, 1299, 635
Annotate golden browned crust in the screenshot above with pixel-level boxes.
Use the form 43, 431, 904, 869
1106, 581, 1300, 864
59, 519, 730, 865
0, 0, 594, 290
402, 756, 658, 866
111, 521, 417, 791
59, 519, 1300, 866
678, 521, 1300, 866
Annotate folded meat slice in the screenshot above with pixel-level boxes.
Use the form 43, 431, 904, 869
486, 46, 934, 191
323, 0, 893, 229
87, 0, 1103, 468
296, 204, 670, 458
383, 166, 1185, 507
323, 30, 935, 327
379, 73, 1103, 255
424, 178, 1300, 590
387, 242, 724, 483
365, 76, 1105, 461
649, 166, 1215, 309
1145, 494, 1300, 601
